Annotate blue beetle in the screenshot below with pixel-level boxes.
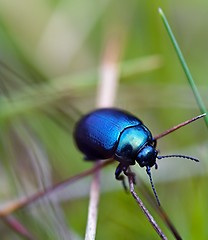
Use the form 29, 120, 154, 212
74, 108, 157, 176
74, 108, 200, 205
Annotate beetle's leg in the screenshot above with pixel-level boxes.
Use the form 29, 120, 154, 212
123, 168, 136, 184
115, 163, 128, 191
152, 139, 157, 148
152, 140, 159, 171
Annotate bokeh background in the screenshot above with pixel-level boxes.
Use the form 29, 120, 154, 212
0, 0, 207, 239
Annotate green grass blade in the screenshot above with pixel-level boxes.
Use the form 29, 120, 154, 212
159, 8, 208, 127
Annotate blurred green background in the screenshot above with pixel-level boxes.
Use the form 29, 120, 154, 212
0, 0, 207, 239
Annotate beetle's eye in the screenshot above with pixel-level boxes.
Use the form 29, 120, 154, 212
136, 145, 157, 168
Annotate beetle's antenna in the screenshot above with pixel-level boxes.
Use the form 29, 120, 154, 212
157, 154, 199, 162
146, 166, 160, 206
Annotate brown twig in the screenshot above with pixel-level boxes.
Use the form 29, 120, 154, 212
135, 177, 182, 240
3, 215, 36, 240
128, 172, 167, 240
154, 113, 206, 140
0, 159, 114, 217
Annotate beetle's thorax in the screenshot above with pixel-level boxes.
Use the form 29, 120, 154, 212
115, 125, 155, 165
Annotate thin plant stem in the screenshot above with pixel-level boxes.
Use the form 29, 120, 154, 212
128, 173, 167, 240
154, 113, 206, 140
3, 216, 36, 240
159, 8, 208, 127
135, 177, 182, 240
84, 34, 121, 240
84, 168, 100, 240
0, 159, 114, 217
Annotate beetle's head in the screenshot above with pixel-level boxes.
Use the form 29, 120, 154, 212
135, 144, 160, 205
136, 145, 158, 168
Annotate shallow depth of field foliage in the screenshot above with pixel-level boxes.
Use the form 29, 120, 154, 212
0, 0, 207, 239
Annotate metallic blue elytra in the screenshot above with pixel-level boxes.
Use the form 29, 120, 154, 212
74, 108, 158, 180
